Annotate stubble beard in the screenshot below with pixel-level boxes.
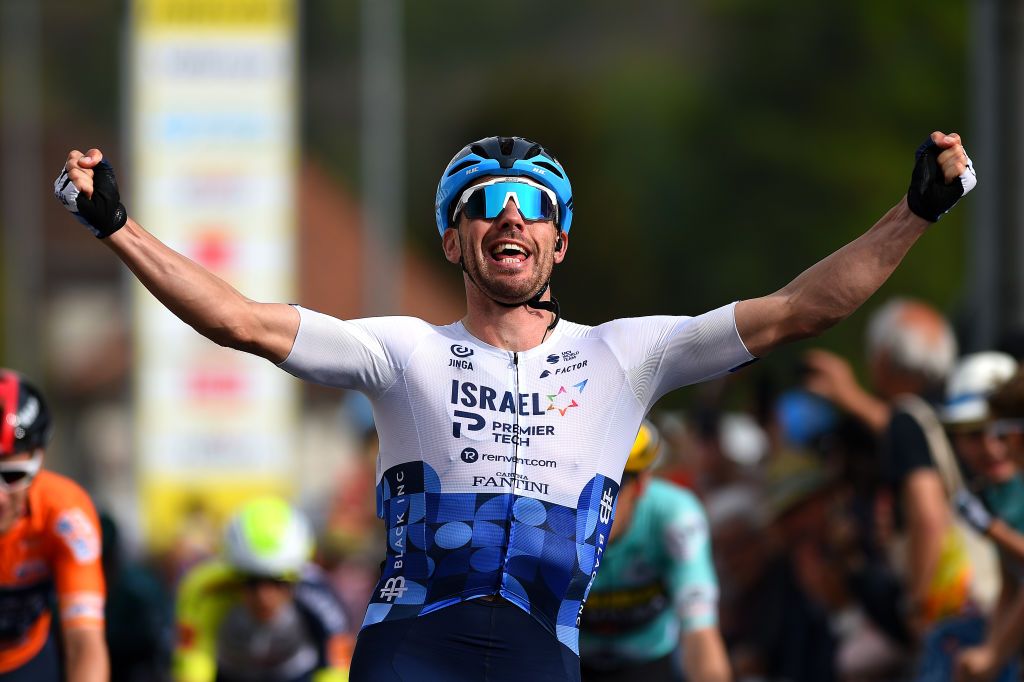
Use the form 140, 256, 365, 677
467, 249, 553, 305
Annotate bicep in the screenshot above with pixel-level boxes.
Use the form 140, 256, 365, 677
902, 470, 949, 534
734, 294, 795, 358
245, 301, 300, 364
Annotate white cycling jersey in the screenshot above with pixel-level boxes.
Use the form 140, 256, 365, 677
279, 302, 753, 654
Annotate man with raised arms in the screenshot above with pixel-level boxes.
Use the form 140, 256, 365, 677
55, 132, 974, 681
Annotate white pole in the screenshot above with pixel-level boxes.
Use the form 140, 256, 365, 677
361, 0, 404, 316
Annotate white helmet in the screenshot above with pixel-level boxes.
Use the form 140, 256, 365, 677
223, 497, 314, 579
943, 352, 1019, 426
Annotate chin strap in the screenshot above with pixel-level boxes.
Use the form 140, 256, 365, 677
524, 282, 560, 332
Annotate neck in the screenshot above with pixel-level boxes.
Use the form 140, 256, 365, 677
461, 280, 557, 351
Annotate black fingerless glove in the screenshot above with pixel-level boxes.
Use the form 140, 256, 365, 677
906, 138, 977, 222
54, 160, 128, 238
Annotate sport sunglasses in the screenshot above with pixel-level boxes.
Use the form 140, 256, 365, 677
453, 178, 558, 224
0, 453, 42, 493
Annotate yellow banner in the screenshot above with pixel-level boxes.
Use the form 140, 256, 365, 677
137, 0, 292, 29
141, 477, 294, 554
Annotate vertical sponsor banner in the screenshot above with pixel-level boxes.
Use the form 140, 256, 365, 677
131, 0, 297, 549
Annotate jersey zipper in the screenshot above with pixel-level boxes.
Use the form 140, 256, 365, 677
498, 350, 521, 596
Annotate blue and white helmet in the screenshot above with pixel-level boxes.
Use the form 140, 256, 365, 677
435, 136, 574, 235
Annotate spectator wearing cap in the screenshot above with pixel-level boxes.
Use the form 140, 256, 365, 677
953, 360, 1024, 682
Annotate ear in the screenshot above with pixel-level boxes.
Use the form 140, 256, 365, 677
553, 230, 568, 264
442, 227, 462, 265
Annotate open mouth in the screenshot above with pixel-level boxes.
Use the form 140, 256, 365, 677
489, 241, 530, 266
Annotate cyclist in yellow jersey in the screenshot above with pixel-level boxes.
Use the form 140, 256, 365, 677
173, 497, 353, 682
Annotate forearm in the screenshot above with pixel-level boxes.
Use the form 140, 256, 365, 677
834, 384, 891, 435
987, 520, 1024, 565
986, 589, 1024, 667
64, 629, 109, 682
783, 199, 927, 334
682, 628, 732, 682
738, 198, 928, 355
106, 218, 292, 360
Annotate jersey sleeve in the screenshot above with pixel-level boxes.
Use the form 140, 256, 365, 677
600, 302, 754, 408
277, 307, 429, 398
658, 487, 719, 632
48, 485, 106, 631
885, 409, 935, 487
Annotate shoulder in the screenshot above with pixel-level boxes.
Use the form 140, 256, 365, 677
295, 565, 348, 632
32, 470, 95, 510
295, 308, 445, 340
886, 408, 932, 455
178, 559, 240, 602
33, 472, 101, 556
645, 479, 704, 518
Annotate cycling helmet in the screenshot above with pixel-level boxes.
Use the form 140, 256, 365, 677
224, 497, 314, 580
0, 370, 53, 457
943, 351, 1018, 427
624, 420, 662, 475
435, 136, 574, 235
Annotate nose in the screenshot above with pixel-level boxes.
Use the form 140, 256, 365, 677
496, 197, 525, 231
985, 431, 1009, 453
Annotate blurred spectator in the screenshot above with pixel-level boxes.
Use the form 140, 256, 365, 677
101, 511, 173, 682
173, 497, 352, 682
940, 356, 1024, 682
707, 484, 777, 679
579, 421, 730, 682
681, 408, 767, 498
757, 452, 906, 681
803, 299, 989, 639
716, 452, 840, 681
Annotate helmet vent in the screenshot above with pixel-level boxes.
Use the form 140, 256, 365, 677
469, 143, 491, 158
499, 137, 515, 155
533, 161, 564, 179
446, 159, 477, 176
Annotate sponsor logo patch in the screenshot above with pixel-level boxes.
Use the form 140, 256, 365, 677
55, 508, 100, 564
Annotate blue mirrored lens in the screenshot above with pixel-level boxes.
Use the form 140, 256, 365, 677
462, 183, 555, 222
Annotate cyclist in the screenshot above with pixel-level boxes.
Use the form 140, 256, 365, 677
579, 420, 729, 682
173, 496, 352, 682
0, 369, 108, 681
56, 131, 974, 681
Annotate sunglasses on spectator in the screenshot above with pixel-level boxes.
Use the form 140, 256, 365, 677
453, 178, 558, 224
988, 419, 1024, 439
0, 453, 42, 493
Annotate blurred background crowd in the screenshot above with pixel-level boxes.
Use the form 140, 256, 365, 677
3, 0, 1024, 680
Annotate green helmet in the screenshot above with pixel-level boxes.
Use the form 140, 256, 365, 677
223, 496, 313, 580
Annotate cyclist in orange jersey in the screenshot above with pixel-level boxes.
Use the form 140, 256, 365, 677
0, 370, 108, 681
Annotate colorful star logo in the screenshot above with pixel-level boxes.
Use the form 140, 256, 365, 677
546, 380, 587, 416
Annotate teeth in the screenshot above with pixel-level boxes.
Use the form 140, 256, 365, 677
491, 243, 527, 257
